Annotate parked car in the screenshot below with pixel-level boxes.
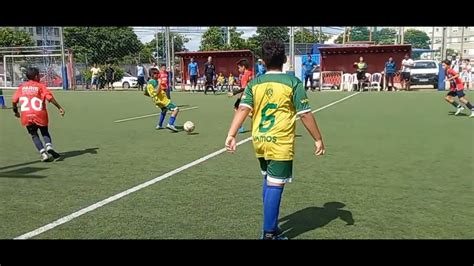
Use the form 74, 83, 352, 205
113, 73, 138, 88
410, 60, 439, 89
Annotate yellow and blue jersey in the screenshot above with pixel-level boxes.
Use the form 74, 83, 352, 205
240, 72, 311, 161
146, 79, 171, 109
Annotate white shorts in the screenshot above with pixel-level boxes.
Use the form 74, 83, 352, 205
461, 72, 471, 82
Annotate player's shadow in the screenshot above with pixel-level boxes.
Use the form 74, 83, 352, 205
279, 202, 354, 239
55, 147, 99, 162
0, 166, 48, 178
448, 111, 468, 116
0, 147, 99, 171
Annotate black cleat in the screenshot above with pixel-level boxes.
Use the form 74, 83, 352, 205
47, 148, 61, 159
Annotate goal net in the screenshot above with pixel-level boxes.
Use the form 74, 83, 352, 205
2, 54, 64, 89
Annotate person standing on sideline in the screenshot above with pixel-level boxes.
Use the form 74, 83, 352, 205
256, 58, 266, 77
401, 54, 414, 91
204, 56, 216, 95
137, 63, 146, 91
384, 57, 397, 91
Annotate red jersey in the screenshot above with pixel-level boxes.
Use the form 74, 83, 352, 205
240, 70, 253, 88
158, 71, 168, 89
12, 80, 54, 127
446, 68, 464, 91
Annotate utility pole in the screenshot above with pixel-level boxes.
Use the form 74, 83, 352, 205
289, 27, 295, 71
343, 27, 347, 44
165, 27, 171, 69
460, 26, 465, 59
319, 26, 322, 43
441, 27, 447, 60
400, 26, 405, 44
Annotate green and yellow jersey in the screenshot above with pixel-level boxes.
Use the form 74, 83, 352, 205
146, 79, 171, 108
240, 71, 311, 161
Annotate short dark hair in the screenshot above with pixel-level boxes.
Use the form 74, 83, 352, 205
150, 68, 159, 76
236, 59, 249, 69
160, 64, 166, 68
442, 59, 451, 66
262, 40, 286, 69
26, 67, 40, 80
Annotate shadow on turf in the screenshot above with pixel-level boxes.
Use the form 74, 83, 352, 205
55, 147, 99, 162
0, 166, 48, 178
448, 111, 468, 116
279, 202, 354, 239
0, 147, 99, 171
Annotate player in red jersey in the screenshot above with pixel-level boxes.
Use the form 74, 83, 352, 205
228, 59, 253, 133
12, 67, 65, 162
442, 60, 474, 118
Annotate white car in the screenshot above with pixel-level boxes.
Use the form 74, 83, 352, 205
113, 73, 138, 89
410, 60, 439, 89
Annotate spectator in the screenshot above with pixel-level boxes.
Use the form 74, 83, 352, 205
384, 57, 397, 91
217, 73, 225, 91
401, 54, 414, 91
302, 54, 317, 91
90, 63, 101, 90
137, 63, 146, 91
105, 63, 115, 91
353, 56, 368, 91
228, 73, 235, 91
204, 56, 216, 94
461, 59, 471, 89
256, 58, 266, 77
188, 57, 199, 91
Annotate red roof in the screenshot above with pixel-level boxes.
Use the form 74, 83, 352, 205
175, 50, 253, 58
319, 44, 412, 54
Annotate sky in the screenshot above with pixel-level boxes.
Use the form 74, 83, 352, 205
133, 27, 345, 51
133, 27, 257, 51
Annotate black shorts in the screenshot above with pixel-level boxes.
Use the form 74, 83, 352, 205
190, 75, 198, 85
401, 72, 410, 81
234, 98, 241, 109
26, 124, 48, 135
356, 71, 366, 81
447, 90, 465, 98
137, 76, 145, 86
106, 77, 113, 83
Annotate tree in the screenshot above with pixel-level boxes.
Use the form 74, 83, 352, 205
0, 28, 34, 47
294, 27, 328, 43
200, 27, 224, 51
246, 27, 289, 57
404, 29, 430, 49
64, 27, 143, 64
335, 27, 370, 44
350, 27, 370, 42
446, 48, 457, 57
199, 27, 246, 51
374, 28, 397, 45
255, 27, 289, 43
142, 33, 189, 63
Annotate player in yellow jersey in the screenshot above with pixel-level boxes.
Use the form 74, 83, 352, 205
225, 40, 325, 240
146, 68, 179, 132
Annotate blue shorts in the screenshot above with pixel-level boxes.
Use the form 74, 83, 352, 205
447, 90, 465, 98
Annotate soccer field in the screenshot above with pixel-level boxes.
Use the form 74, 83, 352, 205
1, 90, 473, 239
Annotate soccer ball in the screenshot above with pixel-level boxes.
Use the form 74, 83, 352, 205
183, 121, 195, 133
